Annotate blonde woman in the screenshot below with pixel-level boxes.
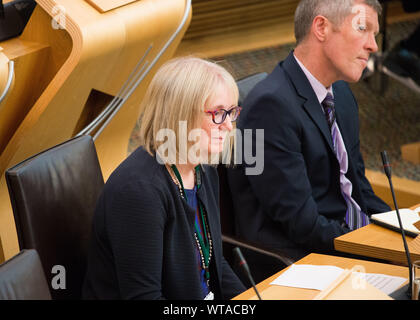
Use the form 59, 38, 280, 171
83, 57, 245, 300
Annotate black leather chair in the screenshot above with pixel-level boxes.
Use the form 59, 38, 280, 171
0, 249, 51, 300
220, 73, 294, 284
218, 166, 294, 266
5, 135, 104, 299
0, 0, 37, 42
236, 72, 268, 106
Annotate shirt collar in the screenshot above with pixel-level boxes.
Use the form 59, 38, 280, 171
293, 53, 334, 103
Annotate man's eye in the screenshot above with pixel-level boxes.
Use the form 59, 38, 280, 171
358, 25, 366, 31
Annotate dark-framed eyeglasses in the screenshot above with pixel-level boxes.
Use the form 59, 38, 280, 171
204, 106, 242, 124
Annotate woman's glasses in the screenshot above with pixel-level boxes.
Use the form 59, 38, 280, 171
204, 106, 242, 124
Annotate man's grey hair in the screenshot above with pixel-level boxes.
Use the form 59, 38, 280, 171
294, 0, 382, 45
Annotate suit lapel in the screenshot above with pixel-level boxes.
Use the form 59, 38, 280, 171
303, 98, 335, 153
282, 52, 335, 153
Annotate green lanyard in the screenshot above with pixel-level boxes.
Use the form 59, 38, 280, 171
170, 165, 211, 281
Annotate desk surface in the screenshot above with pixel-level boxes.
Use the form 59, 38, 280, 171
233, 253, 408, 300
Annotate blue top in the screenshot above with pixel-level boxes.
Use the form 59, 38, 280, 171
184, 186, 210, 298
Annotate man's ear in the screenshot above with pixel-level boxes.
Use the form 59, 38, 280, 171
312, 15, 331, 42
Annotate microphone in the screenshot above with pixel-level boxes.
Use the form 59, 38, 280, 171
233, 247, 262, 300
381, 151, 413, 298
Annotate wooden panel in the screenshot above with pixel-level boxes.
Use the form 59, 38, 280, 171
184, 0, 298, 40
0, 48, 9, 96
401, 142, 420, 164
177, 0, 297, 57
366, 169, 420, 209
85, 0, 138, 13
176, 20, 295, 58
334, 223, 420, 265
0, 39, 54, 155
0, 235, 4, 263
185, 11, 294, 39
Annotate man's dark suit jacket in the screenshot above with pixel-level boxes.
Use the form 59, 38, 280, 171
227, 52, 390, 261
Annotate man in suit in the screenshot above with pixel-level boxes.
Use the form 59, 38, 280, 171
228, 0, 391, 263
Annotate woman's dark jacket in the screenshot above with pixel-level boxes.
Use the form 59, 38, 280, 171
83, 147, 245, 299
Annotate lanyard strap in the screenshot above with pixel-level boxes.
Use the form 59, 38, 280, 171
170, 165, 211, 275
170, 164, 202, 196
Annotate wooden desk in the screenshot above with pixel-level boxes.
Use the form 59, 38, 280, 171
233, 253, 408, 300
334, 205, 420, 265
334, 224, 420, 265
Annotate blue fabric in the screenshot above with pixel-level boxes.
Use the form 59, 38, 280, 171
184, 187, 210, 298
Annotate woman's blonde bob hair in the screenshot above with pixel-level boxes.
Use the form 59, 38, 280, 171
139, 56, 239, 164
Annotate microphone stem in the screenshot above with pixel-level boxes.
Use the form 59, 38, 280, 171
234, 247, 263, 300
249, 276, 262, 300
388, 177, 413, 295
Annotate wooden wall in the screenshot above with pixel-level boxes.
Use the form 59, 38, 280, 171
177, 0, 299, 57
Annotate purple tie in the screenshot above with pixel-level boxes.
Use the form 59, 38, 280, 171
322, 93, 370, 230
322, 93, 336, 130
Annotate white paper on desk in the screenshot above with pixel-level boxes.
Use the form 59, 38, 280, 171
270, 264, 344, 291
356, 272, 407, 295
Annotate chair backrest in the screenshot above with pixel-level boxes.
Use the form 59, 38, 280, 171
5, 135, 104, 299
0, 249, 51, 300
218, 165, 235, 236
219, 72, 268, 235
237, 72, 267, 106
